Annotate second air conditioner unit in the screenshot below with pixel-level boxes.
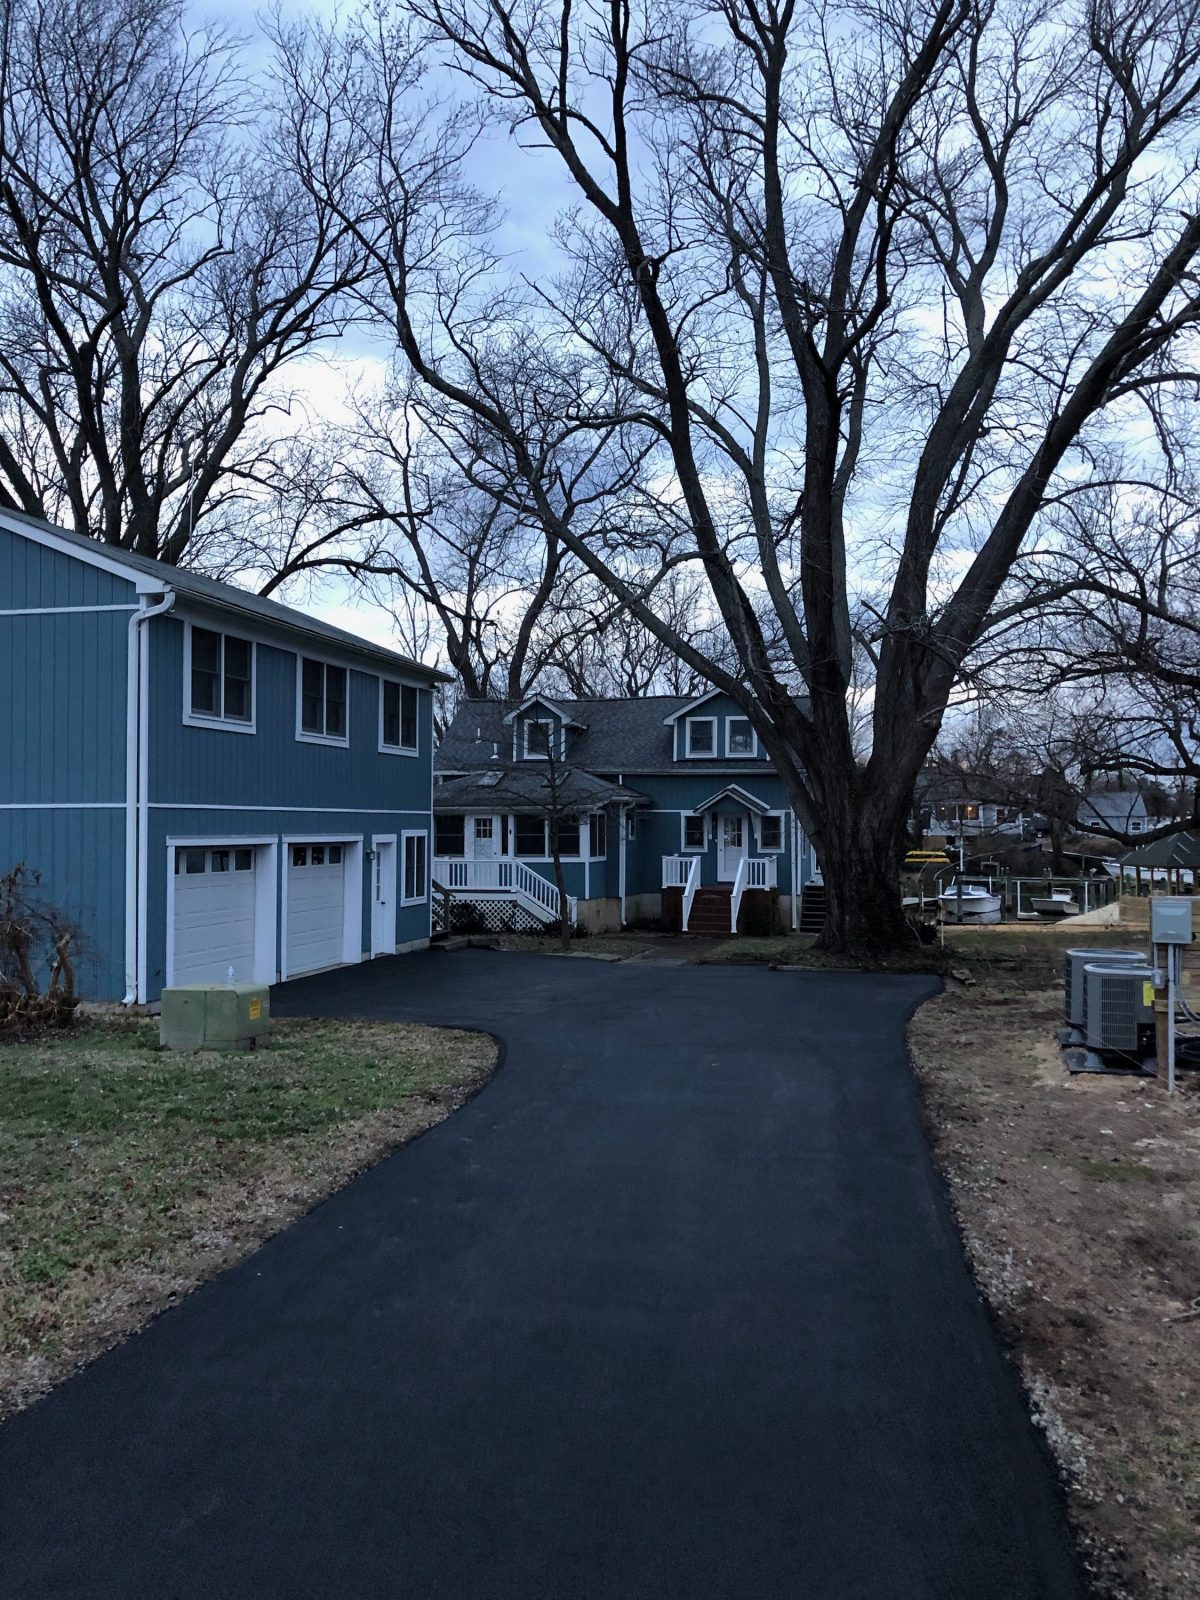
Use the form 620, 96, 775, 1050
1063, 947, 1144, 1026
1083, 964, 1156, 1054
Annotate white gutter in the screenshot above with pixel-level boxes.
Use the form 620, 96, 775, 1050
123, 588, 175, 1004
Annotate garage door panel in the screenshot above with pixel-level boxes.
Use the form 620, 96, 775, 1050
172, 849, 257, 986
286, 845, 346, 975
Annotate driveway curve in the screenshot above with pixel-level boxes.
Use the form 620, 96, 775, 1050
0, 950, 1083, 1599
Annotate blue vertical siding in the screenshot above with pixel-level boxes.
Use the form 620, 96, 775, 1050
0, 611, 129, 803
0, 530, 132, 998
0, 808, 125, 998
0, 525, 135, 608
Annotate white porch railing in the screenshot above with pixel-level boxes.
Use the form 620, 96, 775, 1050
432, 857, 576, 925
730, 856, 777, 932
662, 854, 701, 931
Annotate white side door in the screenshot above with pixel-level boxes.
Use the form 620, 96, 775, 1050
370, 837, 397, 957
717, 814, 747, 882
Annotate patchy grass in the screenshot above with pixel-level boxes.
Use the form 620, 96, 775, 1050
0, 1015, 495, 1418
910, 956, 1200, 1599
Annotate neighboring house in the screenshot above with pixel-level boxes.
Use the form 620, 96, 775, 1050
1077, 790, 1150, 837
433, 692, 818, 934
1, 509, 448, 1002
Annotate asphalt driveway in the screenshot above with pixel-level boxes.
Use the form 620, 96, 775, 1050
0, 950, 1083, 1598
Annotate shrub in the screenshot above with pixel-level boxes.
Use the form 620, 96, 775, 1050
0, 865, 79, 1029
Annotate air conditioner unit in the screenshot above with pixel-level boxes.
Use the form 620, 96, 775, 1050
1083, 964, 1155, 1054
1063, 947, 1144, 1026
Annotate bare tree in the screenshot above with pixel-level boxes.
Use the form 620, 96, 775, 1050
279, 0, 1200, 949
0, 0, 366, 564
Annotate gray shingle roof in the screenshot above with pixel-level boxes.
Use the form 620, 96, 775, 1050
434, 767, 646, 814
1, 507, 449, 681
438, 695, 768, 775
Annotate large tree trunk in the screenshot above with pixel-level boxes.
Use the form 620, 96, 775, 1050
797, 730, 919, 953
814, 823, 912, 953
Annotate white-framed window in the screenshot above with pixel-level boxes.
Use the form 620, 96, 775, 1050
515, 814, 547, 856
291, 843, 344, 868
298, 656, 349, 744
435, 815, 466, 856
523, 718, 555, 759
183, 622, 255, 733
174, 845, 256, 875
589, 812, 607, 858
685, 717, 717, 758
758, 812, 784, 852
402, 831, 428, 904
380, 679, 419, 754
682, 813, 706, 851
725, 717, 757, 757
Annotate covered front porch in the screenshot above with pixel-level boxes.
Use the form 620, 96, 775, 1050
660, 784, 790, 935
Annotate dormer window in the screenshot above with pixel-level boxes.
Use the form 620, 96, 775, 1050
726, 717, 756, 757
524, 719, 554, 759
685, 717, 716, 758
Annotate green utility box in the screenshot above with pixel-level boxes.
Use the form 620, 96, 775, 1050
160, 983, 270, 1052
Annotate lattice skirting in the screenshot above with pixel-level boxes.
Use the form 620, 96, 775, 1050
432, 894, 548, 936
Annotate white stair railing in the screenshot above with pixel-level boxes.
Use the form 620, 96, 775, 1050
431, 857, 575, 925
662, 854, 702, 931
745, 858, 777, 890
730, 856, 748, 933
682, 855, 700, 932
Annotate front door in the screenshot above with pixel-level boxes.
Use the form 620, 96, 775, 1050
470, 815, 499, 860
371, 837, 397, 957
808, 833, 823, 885
717, 813, 747, 882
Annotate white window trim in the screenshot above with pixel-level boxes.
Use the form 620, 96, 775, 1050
379, 677, 420, 757
295, 652, 351, 747
756, 810, 786, 853
182, 619, 257, 735
522, 717, 556, 760
681, 812, 707, 851
588, 812, 607, 859
401, 828, 430, 905
724, 717, 758, 759
684, 717, 718, 759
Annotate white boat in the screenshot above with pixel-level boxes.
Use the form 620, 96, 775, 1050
1029, 890, 1078, 918
938, 884, 1002, 924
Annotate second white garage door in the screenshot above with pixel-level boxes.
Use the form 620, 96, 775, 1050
286, 843, 347, 975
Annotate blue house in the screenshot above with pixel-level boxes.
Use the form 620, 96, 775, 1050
433, 693, 819, 935
0, 509, 448, 1002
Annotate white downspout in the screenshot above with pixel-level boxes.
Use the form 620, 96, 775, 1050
123, 589, 175, 1004
791, 814, 799, 932
619, 806, 627, 926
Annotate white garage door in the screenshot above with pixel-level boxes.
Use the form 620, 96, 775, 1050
172, 846, 257, 986
286, 843, 346, 975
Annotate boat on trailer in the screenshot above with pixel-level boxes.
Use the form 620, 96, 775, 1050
1028, 889, 1079, 919
937, 883, 1002, 924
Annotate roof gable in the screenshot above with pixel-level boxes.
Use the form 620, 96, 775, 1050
0, 508, 449, 682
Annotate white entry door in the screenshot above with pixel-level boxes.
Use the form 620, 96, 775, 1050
470, 815, 499, 860
371, 837, 396, 957
717, 813, 747, 882
287, 842, 346, 975
808, 834, 823, 884
172, 845, 257, 985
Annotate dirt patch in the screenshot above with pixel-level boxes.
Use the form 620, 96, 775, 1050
910, 967, 1200, 1598
0, 1016, 496, 1419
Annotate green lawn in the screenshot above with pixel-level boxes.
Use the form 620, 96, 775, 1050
0, 1015, 494, 1416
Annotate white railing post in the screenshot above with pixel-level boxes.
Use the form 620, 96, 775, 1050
682, 855, 700, 931
730, 857, 747, 933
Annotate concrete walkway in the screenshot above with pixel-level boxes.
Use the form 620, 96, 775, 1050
0, 950, 1083, 1598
